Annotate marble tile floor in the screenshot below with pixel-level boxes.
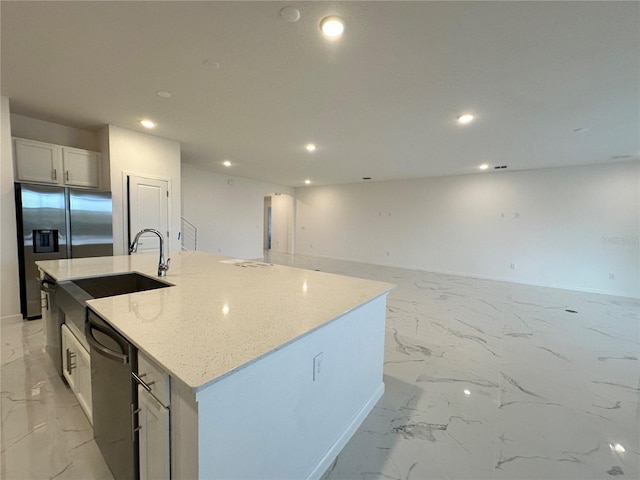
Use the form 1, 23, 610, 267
1, 316, 113, 479
264, 252, 639, 480
1, 252, 638, 479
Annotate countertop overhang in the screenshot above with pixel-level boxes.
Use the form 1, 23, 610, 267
37, 251, 394, 392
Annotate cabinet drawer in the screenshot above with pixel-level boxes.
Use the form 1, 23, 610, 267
138, 352, 170, 407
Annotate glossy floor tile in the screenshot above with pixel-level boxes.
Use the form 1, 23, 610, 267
265, 252, 639, 480
2, 253, 638, 480
1, 317, 113, 480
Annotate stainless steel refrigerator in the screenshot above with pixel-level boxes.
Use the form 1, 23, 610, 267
15, 183, 113, 319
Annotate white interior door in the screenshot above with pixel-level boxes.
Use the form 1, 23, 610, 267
128, 175, 169, 253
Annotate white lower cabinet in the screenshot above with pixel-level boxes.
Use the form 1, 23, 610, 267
137, 352, 171, 480
61, 324, 92, 424
138, 385, 171, 480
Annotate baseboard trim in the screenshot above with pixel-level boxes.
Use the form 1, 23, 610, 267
1, 313, 24, 325
306, 382, 385, 480
294, 251, 639, 300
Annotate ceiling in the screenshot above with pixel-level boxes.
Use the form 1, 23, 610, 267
2, 1, 639, 187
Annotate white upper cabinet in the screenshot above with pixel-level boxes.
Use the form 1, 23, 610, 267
13, 138, 62, 184
14, 137, 101, 188
62, 147, 100, 188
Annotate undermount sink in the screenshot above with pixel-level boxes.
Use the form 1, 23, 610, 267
70, 272, 173, 299
56, 272, 173, 351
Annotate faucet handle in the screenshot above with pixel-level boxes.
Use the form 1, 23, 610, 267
158, 258, 170, 277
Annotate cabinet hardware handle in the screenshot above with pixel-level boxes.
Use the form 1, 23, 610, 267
132, 371, 154, 392
131, 405, 142, 442
65, 170, 69, 181
65, 349, 75, 374
68, 351, 76, 371
52, 169, 57, 181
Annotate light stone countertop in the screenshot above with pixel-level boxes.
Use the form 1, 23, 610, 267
37, 251, 394, 391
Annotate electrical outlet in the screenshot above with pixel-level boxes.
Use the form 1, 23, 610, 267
609, 273, 616, 280
313, 352, 324, 381
510, 263, 516, 270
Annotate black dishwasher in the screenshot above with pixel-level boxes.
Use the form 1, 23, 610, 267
86, 309, 139, 480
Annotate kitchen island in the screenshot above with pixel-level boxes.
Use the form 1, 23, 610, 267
37, 251, 394, 479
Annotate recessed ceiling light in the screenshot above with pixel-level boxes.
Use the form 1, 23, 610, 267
320, 16, 344, 37
305, 144, 316, 152
457, 113, 474, 125
479, 164, 489, 170
202, 59, 221, 70
280, 6, 301, 23
223, 160, 231, 167
156, 91, 171, 98
304, 179, 311, 185
140, 119, 156, 129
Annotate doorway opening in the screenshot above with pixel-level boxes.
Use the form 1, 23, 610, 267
263, 196, 272, 252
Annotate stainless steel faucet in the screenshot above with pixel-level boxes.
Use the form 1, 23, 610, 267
129, 229, 170, 277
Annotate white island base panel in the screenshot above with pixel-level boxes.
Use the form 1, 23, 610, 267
171, 295, 387, 480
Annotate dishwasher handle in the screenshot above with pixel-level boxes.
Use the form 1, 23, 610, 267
85, 319, 130, 364
40, 278, 57, 293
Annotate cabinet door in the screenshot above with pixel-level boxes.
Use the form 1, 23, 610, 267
62, 147, 100, 188
61, 325, 77, 391
41, 290, 49, 346
75, 342, 93, 425
14, 138, 62, 184
138, 386, 171, 480
61, 324, 93, 423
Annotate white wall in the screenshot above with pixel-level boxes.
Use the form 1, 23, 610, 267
108, 125, 181, 255
10, 114, 99, 152
296, 161, 640, 298
0, 98, 21, 322
11, 114, 109, 190
181, 163, 293, 259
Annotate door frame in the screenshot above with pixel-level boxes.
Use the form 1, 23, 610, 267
121, 171, 173, 253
